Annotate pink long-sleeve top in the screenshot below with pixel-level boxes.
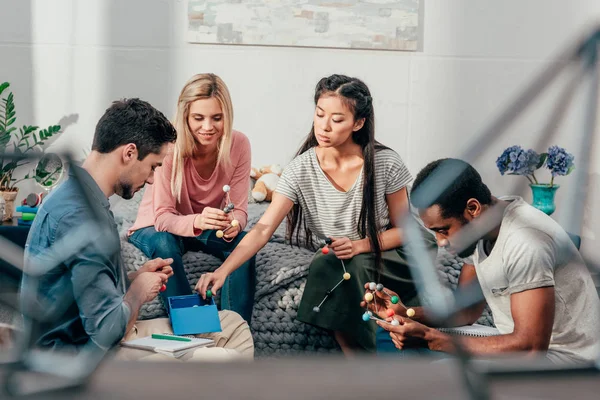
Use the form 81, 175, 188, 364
128, 130, 251, 237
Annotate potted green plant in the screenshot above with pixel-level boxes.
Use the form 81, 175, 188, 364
0, 82, 61, 221
496, 145, 575, 216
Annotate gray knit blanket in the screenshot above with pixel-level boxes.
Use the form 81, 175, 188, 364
112, 193, 493, 357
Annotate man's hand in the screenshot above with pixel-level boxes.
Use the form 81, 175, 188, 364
194, 207, 230, 231
360, 283, 407, 319
376, 316, 430, 350
195, 270, 227, 299
128, 271, 168, 305
129, 257, 174, 281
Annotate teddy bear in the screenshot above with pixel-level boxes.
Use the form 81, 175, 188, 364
250, 164, 283, 202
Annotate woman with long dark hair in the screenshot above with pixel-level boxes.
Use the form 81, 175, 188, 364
196, 74, 433, 354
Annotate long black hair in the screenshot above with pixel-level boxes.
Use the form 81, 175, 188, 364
287, 74, 388, 267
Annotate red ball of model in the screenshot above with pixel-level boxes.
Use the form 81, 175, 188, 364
322, 246, 330, 254
386, 308, 395, 317
160, 284, 166, 292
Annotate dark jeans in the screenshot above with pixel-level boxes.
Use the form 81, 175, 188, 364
129, 226, 256, 323
376, 326, 440, 358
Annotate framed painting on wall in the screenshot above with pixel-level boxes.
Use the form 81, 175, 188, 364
187, 0, 421, 51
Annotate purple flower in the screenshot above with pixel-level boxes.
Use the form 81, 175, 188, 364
546, 146, 574, 176
496, 146, 540, 176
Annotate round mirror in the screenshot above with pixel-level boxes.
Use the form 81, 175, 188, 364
34, 153, 64, 191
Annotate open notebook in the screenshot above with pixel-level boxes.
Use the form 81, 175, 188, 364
438, 324, 501, 337
121, 334, 214, 358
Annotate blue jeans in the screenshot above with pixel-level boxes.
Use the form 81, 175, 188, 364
376, 326, 441, 358
128, 226, 256, 323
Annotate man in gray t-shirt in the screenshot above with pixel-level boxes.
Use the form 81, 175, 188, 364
375, 158, 600, 364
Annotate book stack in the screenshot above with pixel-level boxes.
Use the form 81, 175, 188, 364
16, 205, 38, 227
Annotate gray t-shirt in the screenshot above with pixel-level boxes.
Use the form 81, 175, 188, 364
275, 147, 412, 241
473, 196, 600, 364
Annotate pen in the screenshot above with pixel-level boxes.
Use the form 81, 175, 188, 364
151, 333, 192, 342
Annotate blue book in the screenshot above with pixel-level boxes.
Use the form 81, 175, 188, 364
16, 205, 39, 214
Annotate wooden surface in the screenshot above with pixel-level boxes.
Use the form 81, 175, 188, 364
0, 217, 18, 227
1, 354, 599, 399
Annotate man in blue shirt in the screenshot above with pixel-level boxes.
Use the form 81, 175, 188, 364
21, 99, 254, 360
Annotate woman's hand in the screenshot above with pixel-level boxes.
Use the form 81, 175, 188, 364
195, 270, 228, 299
194, 207, 230, 231
223, 213, 241, 240
329, 236, 358, 259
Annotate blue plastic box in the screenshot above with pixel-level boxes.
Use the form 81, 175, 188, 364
167, 294, 222, 335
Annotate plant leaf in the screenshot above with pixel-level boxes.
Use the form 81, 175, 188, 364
24, 125, 37, 136
1, 161, 18, 174
40, 125, 61, 138
0, 83, 66, 187
0, 134, 10, 150
0, 82, 9, 96
5, 93, 15, 119
536, 153, 548, 169
566, 165, 575, 175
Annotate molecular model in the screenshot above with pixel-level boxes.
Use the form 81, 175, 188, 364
312, 238, 351, 313
216, 185, 240, 242
362, 282, 415, 326
310, 239, 416, 326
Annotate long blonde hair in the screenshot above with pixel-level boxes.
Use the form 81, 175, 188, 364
171, 73, 234, 202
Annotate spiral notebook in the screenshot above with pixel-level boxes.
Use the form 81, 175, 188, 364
437, 324, 500, 337
121, 333, 214, 358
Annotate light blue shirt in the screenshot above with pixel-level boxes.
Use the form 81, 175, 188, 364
21, 165, 130, 351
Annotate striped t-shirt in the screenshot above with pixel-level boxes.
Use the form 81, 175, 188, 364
275, 147, 412, 241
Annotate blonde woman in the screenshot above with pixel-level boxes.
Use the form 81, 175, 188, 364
128, 74, 255, 323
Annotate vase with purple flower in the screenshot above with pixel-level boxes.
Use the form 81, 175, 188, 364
496, 145, 575, 216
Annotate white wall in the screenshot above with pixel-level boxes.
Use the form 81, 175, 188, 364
2, 0, 600, 261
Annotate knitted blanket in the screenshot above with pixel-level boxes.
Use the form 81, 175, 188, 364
112, 194, 493, 357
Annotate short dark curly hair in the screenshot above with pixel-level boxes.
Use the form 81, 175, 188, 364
92, 98, 177, 160
410, 158, 492, 219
